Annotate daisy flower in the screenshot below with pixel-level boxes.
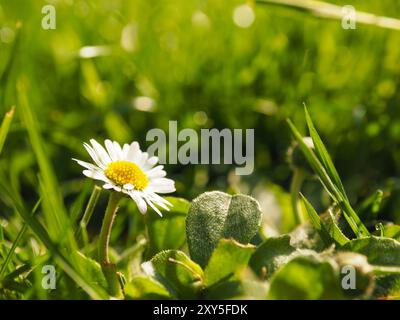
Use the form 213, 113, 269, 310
73, 139, 175, 216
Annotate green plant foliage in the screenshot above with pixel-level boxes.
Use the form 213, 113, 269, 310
267, 255, 344, 300
382, 225, 400, 241
145, 197, 190, 258
250, 235, 296, 278
124, 276, 172, 300
203, 239, 255, 287
1, 0, 400, 301
342, 236, 400, 266
186, 191, 262, 267
146, 250, 203, 299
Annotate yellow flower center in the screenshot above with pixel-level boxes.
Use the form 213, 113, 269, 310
105, 160, 149, 190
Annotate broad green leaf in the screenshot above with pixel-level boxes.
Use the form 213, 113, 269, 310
125, 276, 172, 300
145, 197, 189, 258
342, 236, 400, 266
75, 252, 107, 288
267, 255, 344, 300
204, 239, 255, 287
186, 191, 262, 267
147, 250, 203, 298
250, 235, 296, 278
250, 234, 318, 278
205, 280, 269, 300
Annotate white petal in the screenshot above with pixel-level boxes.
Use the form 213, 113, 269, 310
123, 183, 134, 190
83, 170, 108, 182
147, 168, 166, 179
126, 141, 141, 163
73, 158, 101, 171
112, 185, 122, 192
146, 165, 164, 175
103, 183, 115, 189
144, 192, 170, 211
83, 143, 106, 168
147, 191, 172, 207
149, 178, 176, 193
105, 139, 118, 162
90, 139, 112, 165
135, 151, 148, 167
143, 196, 163, 217
113, 141, 124, 160
129, 191, 147, 214
122, 144, 130, 159
143, 156, 158, 170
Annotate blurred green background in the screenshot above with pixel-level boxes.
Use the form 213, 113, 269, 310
1, 0, 400, 230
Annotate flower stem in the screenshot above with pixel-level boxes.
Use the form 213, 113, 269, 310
76, 185, 102, 241
290, 168, 306, 226
99, 191, 123, 298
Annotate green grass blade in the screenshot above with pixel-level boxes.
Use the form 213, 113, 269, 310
0, 198, 41, 278
0, 106, 15, 155
323, 209, 350, 246
287, 118, 370, 237
300, 193, 331, 246
287, 119, 342, 201
304, 105, 347, 199
17, 77, 76, 245
75, 185, 102, 241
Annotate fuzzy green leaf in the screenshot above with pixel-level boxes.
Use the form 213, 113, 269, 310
250, 235, 297, 278
267, 255, 344, 300
186, 191, 261, 267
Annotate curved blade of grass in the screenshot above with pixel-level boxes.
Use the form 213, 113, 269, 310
256, 0, 400, 31
304, 105, 347, 199
0, 106, 15, 155
300, 193, 331, 246
17, 77, 84, 256
320, 208, 350, 246
287, 119, 369, 237
0, 198, 41, 278
75, 185, 102, 241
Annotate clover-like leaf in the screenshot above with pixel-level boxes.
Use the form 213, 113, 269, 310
267, 254, 344, 300
124, 276, 172, 300
145, 250, 203, 299
186, 191, 262, 267
203, 239, 255, 287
